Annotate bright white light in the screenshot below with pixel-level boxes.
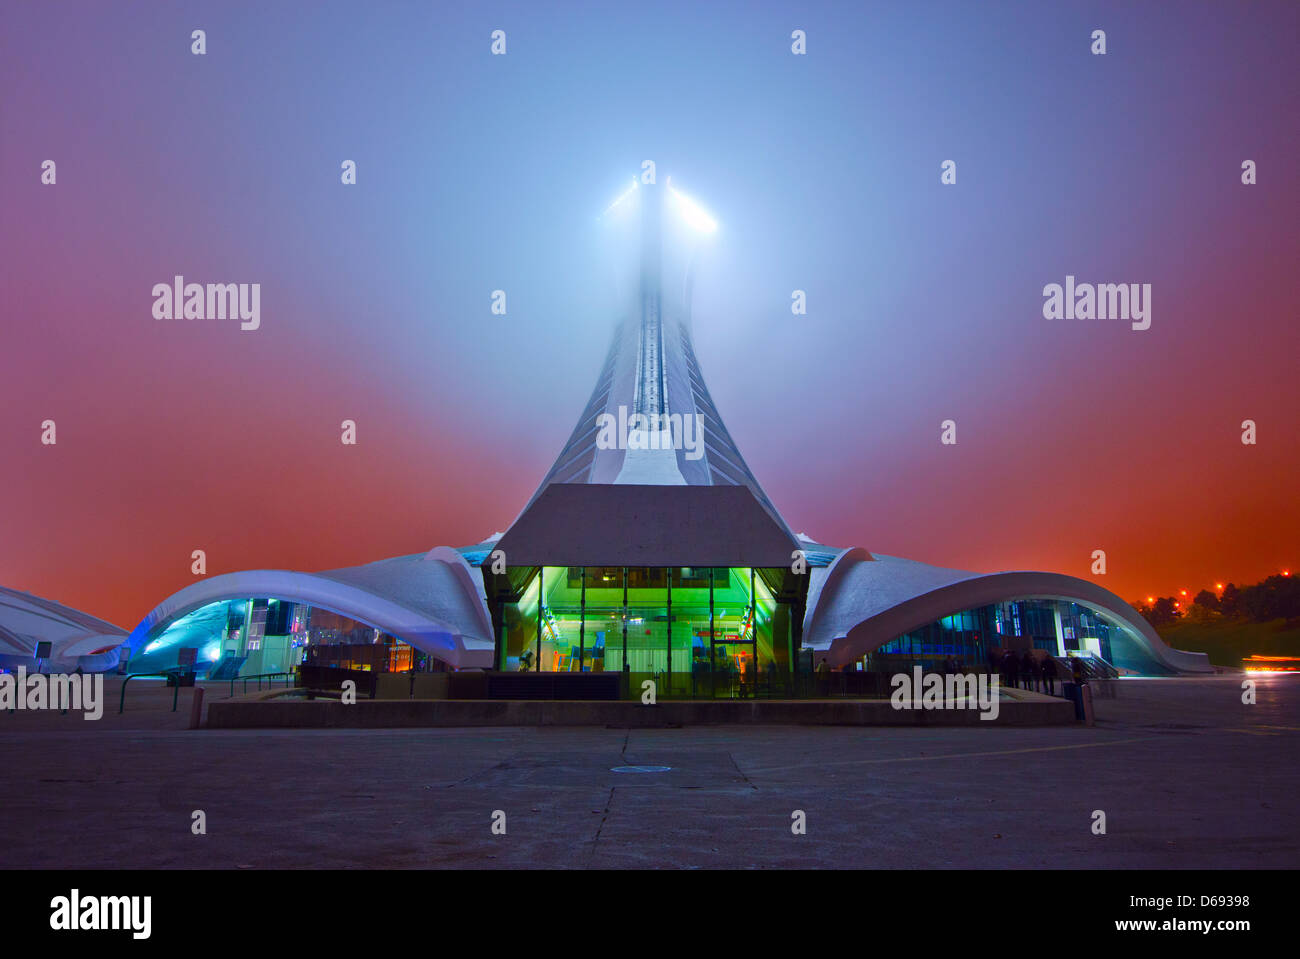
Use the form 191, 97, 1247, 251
205, 643, 221, 661
669, 186, 718, 233
602, 178, 639, 217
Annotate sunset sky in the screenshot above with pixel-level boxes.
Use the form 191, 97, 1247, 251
2, 1, 1296, 629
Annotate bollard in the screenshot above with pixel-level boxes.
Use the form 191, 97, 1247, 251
1081, 683, 1095, 727
189, 687, 205, 729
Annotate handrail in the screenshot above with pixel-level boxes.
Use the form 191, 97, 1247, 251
119, 671, 186, 714
229, 671, 296, 697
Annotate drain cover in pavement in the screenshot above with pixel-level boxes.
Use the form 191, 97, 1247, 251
611, 765, 672, 773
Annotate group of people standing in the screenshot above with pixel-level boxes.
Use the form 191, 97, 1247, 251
988, 647, 1058, 695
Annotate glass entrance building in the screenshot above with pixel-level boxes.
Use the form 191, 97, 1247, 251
490, 566, 798, 696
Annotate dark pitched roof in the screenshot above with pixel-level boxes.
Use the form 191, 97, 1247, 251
494, 483, 800, 568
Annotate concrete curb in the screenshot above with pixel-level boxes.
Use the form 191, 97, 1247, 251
206, 696, 1075, 729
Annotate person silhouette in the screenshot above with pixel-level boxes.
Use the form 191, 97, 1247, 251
1021, 650, 1036, 690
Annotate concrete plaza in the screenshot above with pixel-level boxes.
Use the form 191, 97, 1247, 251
0, 675, 1295, 869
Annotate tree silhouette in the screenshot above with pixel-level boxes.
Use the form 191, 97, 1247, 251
1219, 583, 1241, 618
1142, 596, 1182, 627
1193, 589, 1219, 613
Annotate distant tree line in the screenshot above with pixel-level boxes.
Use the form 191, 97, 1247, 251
1136, 574, 1299, 628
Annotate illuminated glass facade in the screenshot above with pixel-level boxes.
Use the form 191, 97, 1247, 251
131, 598, 432, 677
861, 598, 1141, 672
131, 589, 1162, 690
491, 566, 798, 697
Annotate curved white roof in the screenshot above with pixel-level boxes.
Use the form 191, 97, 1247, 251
802, 551, 1212, 674
0, 586, 127, 669
129, 549, 495, 669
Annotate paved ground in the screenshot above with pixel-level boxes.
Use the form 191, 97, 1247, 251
1, 675, 1296, 868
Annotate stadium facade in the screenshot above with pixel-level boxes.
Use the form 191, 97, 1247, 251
4, 178, 1211, 688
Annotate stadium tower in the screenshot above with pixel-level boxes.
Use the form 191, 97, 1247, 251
490, 177, 807, 687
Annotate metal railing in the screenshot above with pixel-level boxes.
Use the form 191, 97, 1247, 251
228, 671, 296, 697
118, 671, 187, 714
